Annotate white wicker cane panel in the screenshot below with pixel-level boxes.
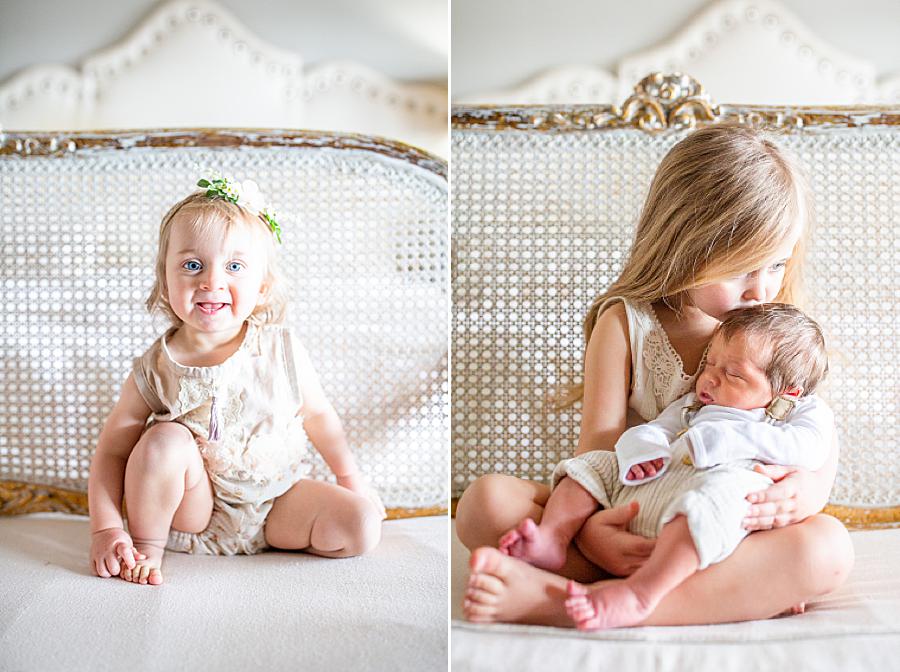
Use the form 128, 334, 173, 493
452, 127, 899, 508
0, 142, 448, 509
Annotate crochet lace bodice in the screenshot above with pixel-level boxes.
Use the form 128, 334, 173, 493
597, 297, 706, 422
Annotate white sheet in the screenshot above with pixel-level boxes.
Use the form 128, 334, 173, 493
451, 522, 900, 671
1, 513, 448, 672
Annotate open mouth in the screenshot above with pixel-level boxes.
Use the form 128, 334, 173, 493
698, 391, 714, 405
196, 302, 228, 315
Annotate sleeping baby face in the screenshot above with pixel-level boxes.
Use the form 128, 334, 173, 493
695, 332, 775, 410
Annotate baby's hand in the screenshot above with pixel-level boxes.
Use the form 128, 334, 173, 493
337, 472, 387, 520
90, 527, 146, 578
627, 458, 665, 482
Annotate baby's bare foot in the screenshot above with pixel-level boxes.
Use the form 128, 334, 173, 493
564, 579, 653, 631
120, 541, 165, 586
463, 547, 573, 626
779, 602, 806, 616
498, 518, 568, 571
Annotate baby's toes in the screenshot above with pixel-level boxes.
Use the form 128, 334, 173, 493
498, 529, 520, 553
565, 596, 595, 620
148, 568, 163, 586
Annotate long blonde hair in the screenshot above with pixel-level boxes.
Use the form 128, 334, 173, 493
146, 192, 289, 327
568, 124, 813, 404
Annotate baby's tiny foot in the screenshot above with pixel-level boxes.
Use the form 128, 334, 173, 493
499, 518, 568, 571
120, 541, 165, 586
779, 602, 806, 616
498, 527, 523, 556
564, 579, 653, 631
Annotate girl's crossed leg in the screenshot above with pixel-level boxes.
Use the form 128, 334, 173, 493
457, 473, 854, 626
264, 479, 382, 558
123, 421, 214, 585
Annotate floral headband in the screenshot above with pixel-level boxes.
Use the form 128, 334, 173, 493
196, 171, 282, 244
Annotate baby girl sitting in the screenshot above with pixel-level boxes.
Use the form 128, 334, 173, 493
89, 173, 385, 586
499, 303, 833, 629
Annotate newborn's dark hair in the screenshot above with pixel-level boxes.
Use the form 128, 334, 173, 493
715, 303, 828, 395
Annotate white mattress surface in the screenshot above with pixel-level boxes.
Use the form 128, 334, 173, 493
1, 513, 448, 672
451, 522, 900, 671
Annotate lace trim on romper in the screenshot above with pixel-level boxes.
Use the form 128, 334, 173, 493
131, 323, 310, 555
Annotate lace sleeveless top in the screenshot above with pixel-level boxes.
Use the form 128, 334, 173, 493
597, 297, 706, 422
131, 323, 311, 502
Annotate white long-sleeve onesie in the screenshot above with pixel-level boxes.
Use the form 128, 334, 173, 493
551, 393, 834, 568
616, 393, 833, 485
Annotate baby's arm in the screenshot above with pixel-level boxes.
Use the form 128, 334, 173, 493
293, 342, 385, 517
686, 396, 833, 471
87, 373, 152, 577
615, 394, 691, 485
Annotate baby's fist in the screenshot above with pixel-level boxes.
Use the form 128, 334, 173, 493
627, 458, 665, 482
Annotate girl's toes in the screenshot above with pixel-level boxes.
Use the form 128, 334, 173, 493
465, 588, 497, 605
148, 569, 163, 586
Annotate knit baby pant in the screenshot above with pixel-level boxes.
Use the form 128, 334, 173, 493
551, 444, 772, 569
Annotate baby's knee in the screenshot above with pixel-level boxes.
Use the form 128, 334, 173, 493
798, 514, 854, 595
329, 500, 383, 558
130, 423, 195, 471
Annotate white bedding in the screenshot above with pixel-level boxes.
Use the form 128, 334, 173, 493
1, 513, 448, 672
451, 522, 900, 671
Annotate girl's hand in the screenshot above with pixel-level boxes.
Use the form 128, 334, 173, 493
90, 527, 146, 578
337, 472, 387, 520
744, 464, 818, 530
575, 501, 656, 577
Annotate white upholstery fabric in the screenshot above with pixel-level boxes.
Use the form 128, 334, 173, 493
451, 126, 899, 508
0, 136, 448, 509
1, 513, 448, 671
450, 521, 900, 671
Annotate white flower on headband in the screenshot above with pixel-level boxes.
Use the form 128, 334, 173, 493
239, 180, 266, 214
197, 171, 282, 244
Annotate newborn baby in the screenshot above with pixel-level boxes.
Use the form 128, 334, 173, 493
499, 303, 833, 630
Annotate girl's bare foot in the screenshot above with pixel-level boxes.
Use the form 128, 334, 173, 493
463, 546, 574, 626
564, 579, 653, 631
120, 540, 165, 586
498, 518, 569, 571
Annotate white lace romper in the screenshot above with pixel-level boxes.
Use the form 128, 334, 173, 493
551, 297, 775, 568
131, 322, 311, 555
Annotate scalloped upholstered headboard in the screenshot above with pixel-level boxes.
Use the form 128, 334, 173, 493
451, 73, 900, 527
456, 0, 900, 106
0, 0, 448, 158
0, 130, 448, 517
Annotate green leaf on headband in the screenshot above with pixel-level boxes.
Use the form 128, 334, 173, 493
206, 189, 217, 198
197, 179, 210, 188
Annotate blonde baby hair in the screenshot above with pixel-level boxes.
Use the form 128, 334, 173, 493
567, 124, 814, 405
146, 192, 288, 327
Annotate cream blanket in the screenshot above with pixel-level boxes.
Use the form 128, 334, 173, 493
2, 513, 447, 671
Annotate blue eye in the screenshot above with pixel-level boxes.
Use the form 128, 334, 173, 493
227, 261, 243, 272
183, 260, 202, 271
771, 261, 787, 271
